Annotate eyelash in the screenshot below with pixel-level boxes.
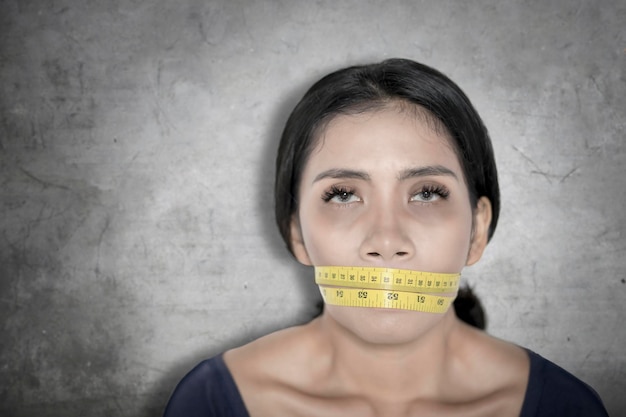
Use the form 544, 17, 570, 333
322, 186, 358, 203
411, 184, 450, 202
321, 184, 450, 204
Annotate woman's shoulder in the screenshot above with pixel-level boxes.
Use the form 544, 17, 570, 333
224, 318, 324, 383
519, 350, 609, 417
163, 324, 318, 417
463, 327, 609, 416
163, 354, 249, 417
222, 319, 332, 415
452, 322, 530, 393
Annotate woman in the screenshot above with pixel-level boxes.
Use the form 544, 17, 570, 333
164, 59, 608, 416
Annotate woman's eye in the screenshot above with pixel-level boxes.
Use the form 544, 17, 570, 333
322, 187, 361, 204
410, 186, 449, 203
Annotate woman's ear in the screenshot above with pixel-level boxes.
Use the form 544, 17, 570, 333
466, 197, 492, 266
290, 216, 312, 266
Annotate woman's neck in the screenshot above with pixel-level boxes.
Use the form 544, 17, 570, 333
315, 308, 462, 403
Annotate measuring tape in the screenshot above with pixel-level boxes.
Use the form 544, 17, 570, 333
315, 266, 460, 313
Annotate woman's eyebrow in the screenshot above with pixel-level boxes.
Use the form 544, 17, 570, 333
312, 166, 457, 183
398, 166, 458, 181
313, 169, 371, 183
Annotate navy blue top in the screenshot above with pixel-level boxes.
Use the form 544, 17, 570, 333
163, 349, 608, 417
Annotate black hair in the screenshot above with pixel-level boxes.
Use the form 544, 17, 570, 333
453, 286, 487, 329
275, 58, 500, 254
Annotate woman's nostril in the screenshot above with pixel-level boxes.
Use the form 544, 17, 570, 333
396, 251, 409, 256
367, 252, 381, 257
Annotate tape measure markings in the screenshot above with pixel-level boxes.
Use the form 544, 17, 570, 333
319, 286, 454, 313
315, 266, 459, 294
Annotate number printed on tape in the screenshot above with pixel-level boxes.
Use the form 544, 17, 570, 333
315, 266, 459, 294
318, 286, 454, 313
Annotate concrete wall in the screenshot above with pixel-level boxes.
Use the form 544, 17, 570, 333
1, 0, 624, 415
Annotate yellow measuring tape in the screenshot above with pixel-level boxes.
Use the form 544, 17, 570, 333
315, 266, 460, 313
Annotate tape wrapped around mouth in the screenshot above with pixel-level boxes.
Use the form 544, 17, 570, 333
315, 266, 460, 313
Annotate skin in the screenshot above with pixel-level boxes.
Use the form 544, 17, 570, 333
225, 107, 529, 417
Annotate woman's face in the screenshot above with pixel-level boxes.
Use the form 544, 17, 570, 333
291, 107, 491, 344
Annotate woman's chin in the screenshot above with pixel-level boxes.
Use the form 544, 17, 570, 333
324, 304, 450, 346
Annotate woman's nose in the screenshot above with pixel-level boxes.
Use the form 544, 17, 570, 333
359, 204, 415, 262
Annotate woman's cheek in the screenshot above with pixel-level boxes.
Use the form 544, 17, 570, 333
408, 205, 474, 268
301, 205, 363, 264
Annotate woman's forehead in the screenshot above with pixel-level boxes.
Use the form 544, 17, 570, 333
310, 107, 457, 164
299, 107, 469, 190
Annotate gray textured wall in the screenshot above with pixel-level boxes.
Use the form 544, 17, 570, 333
1, 0, 625, 416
